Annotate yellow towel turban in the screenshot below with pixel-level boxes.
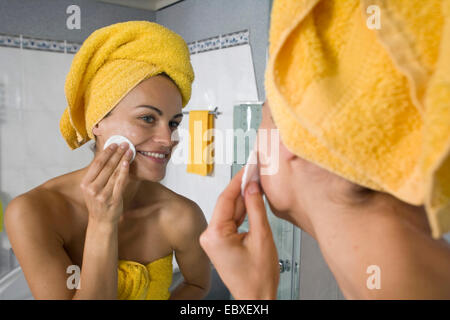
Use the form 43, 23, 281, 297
60, 21, 194, 150
266, 0, 450, 238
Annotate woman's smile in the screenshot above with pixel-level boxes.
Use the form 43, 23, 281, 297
137, 150, 169, 164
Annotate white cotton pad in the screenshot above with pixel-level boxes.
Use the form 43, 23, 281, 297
241, 148, 260, 197
103, 135, 136, 163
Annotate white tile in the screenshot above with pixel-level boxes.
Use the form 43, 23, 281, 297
18, 110, 92, 170
21, 165, 68, 192
1, 168, 26, 200
21, 110, 62, 167
0, 109, 26, 170
0, 47, 24, 112
20, 49, 71, 112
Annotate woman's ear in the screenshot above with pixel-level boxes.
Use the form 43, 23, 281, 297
92, 123, 100, 136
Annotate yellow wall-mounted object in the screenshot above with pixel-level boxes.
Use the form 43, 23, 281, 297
187, 110, 214, 176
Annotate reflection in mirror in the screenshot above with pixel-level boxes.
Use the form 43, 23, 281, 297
0, 0, 292, 301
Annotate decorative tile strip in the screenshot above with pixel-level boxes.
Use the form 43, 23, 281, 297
188, 29, 249, 55
187, 41, 197, 55
0, 33, 81, 54
0, 28, 249, 55
197, 35, 221, 53
66, 42, 81, 54
0, 34, 21, 48
220, 29, 249, 49
22, 36, 66, 53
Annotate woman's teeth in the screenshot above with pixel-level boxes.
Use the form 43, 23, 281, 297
138, 151, 166, 159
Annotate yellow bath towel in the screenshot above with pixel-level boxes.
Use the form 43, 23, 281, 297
266, 0, 450, 238
187, 110, 214, 176
118, 253, 173, 300
60, 21, 194, 150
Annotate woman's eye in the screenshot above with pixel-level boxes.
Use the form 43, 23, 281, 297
141, 115, 155, 123
170, 121, 180, 129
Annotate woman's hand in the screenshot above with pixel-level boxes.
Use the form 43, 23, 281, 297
80, 142, 133, 225
199, 168, 279, 300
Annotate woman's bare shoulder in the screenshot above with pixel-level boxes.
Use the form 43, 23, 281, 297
4, 172, 81, 234
4, 189, 65, 246
154, 185, 206, 233
158, 185, 202, 214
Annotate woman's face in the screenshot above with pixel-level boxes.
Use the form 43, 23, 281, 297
257, 100, 298, 223
92, 74, 183, 182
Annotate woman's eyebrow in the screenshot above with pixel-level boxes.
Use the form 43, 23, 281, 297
137, 105, 162, 115
136, 105, 183, 119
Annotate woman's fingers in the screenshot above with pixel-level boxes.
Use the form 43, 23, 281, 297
112, 149, 133, 202
244, 182, 272, 239
82, 143, 118, 185
234, 195, 247, 227
209, 167, 245, 227
201, 180, 279, 300
101, 147, 131, 200
92, 143, 129, 190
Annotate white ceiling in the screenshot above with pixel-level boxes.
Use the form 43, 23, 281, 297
97, 0, 182, 11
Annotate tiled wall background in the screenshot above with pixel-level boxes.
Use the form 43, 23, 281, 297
0, 47, 90, 203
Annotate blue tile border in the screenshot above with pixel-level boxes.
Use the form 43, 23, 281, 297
0, 33, 82, 54
0, 34, 21, 48
188, 29, 249, 55
221, 30, 250, 49
66, 42, 81, 54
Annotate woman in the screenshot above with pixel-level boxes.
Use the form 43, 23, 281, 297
200, 0, 450, 299
4, 21, 211, 300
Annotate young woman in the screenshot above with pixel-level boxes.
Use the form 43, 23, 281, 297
4, 21, 211, 300
200, 0, 450, 299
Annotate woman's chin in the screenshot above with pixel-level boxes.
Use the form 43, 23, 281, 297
129, 167, 166, 182
146, 171, 166, 182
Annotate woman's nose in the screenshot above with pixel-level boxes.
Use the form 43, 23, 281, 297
153, 124, 176, 147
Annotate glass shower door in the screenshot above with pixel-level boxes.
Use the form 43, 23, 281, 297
231, 102, 300, 299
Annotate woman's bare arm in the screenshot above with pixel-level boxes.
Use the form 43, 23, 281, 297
5, 191, 121, 299
163, 200, 211, 299
5, 193, 80, 299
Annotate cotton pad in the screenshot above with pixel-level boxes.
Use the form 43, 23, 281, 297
103, 135, 136, 163
241, 148, 260, 197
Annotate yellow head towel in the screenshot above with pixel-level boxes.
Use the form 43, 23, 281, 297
266, 0, 450, 238
60, 21, 194, 150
